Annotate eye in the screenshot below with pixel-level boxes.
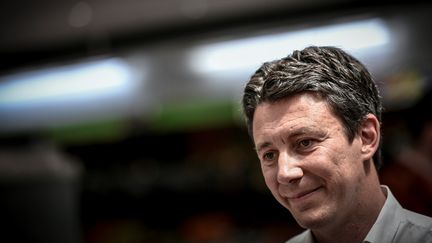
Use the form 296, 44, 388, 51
262, 151, 277, 162
297, 139, 316, 151
299, 139, 312, 148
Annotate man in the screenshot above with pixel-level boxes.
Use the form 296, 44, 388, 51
242, 46, 432, 243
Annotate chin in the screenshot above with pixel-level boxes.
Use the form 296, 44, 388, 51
293, 210, 332, 230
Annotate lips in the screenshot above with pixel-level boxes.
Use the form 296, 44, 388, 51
286, 186, 322, 200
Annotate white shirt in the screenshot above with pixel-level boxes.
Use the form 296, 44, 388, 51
286, 186, 432, 243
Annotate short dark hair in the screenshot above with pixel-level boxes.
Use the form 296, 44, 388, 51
242, 46, 383, 169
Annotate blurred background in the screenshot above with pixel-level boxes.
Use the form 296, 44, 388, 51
0, 0, 431, 242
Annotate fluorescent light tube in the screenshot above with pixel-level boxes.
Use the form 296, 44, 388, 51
189, 18, 390, 73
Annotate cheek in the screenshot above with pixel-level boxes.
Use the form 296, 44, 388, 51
261, 167, 288, 207
322, 146, 364, 188
303, 152, 337, 178
262, 166, 278, 190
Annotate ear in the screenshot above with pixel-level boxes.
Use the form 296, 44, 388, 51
359, 114, 380, 161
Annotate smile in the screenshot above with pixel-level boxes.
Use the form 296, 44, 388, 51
287, 186, 322, 200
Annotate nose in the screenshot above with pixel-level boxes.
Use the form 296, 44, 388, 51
277, 152, 304, 184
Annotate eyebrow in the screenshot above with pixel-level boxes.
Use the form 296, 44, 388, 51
255, 142, 272, 154
289, 127, 318, 138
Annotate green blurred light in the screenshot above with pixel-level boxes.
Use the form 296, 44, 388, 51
149, 100, 239, 132
48, 119, 127, 145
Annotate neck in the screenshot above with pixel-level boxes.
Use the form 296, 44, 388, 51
313, 217, 375, 243
313, 169, 386, 243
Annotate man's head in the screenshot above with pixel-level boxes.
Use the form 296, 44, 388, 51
243, 46, 383, 169
242, 46, 384, 231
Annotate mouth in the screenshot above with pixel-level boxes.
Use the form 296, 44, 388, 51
287, 186, 322, 200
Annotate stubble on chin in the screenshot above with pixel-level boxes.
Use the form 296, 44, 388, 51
292, 204, 335, 230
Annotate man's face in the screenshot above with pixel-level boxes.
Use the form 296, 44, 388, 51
252, 93, 368, 229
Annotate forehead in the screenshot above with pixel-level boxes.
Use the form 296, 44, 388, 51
252, 93, 339, 140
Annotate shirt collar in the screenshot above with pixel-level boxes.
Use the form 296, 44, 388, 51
294, 186, 402, 243
293, 229, 315, 243
363, 185, 402, 243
